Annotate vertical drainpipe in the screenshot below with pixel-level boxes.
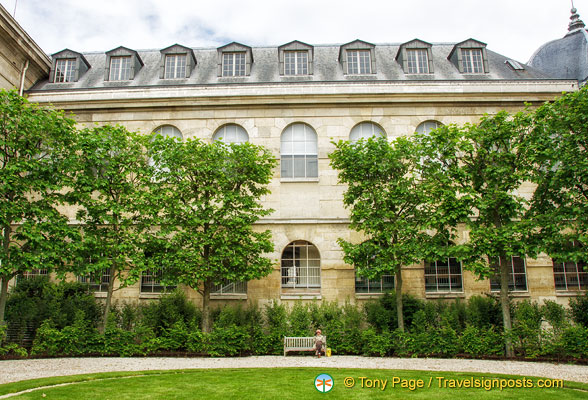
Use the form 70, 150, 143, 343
19, 59, 29, 96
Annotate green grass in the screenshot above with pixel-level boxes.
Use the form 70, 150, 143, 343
0, 368, 586, 399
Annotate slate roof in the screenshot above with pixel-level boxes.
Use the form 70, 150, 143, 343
31, 41, 554, 92
528, 8, 588, 86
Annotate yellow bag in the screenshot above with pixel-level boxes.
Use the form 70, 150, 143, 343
326, 348, 332, 357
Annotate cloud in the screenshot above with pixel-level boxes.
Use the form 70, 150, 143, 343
2, 0, 581, 62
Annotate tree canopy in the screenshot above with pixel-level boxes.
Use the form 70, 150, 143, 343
146, 136, 277, 332
0, 89, 77, 323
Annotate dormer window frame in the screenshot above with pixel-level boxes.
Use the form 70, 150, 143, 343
50, 49, 91, 83
396, 39, 434, 74
105, 46, 144, 81
218, 42, 253, 77
159, 44, 196, 80
448, 39, 489, 74
339, 40, 376, 75
278, 40, 314, 76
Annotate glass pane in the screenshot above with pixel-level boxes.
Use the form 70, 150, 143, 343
306, 156, 318, 178
281, 156, 293, 178
293, 155, 306, 177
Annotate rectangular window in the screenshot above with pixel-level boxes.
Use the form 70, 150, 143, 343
407, 49, 429, 74
54, 58, 76, 82
425, 258, 463, 292
78, 270, 110, 292
164, 54, 187, 79
284, 51, 308, 75
19, 269, 49, 280
490, 256, 528, 292
461, 48, 484, 73
109, 56, 132, 81
222, 52, 246, 77
355, 273, 394, 294
553, 260, 588, 291
212, 279, 247, 295
347, 50, 371, 74
141, 269, 176, 293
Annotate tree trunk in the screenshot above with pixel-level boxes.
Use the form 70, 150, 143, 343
0, 276, 9, 325
395, 268, 404, 332
499, 255, 513, 357
201, 278, 212, 333
100, 265, 116, 333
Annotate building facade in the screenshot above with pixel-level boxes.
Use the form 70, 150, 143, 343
4, 3, 587, 308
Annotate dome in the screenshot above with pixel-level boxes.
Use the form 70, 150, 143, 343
528, 7, 588, 85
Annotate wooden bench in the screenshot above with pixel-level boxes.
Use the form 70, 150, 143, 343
283, 336, 326, 356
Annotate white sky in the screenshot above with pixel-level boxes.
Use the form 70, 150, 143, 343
1, 0, 584, 63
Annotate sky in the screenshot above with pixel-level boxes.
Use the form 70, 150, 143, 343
0, 0, 585, 63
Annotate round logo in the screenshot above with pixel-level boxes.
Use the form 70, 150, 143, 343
314, 373, 334, 393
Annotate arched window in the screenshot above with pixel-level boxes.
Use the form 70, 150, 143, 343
415, 120, 442, 135
153, 125, 183, 141
280, 123, 318, 178
213, 124, 249, 144
349, 122, 385, 142
424, 257, 463, 292
281, 240, 321, 292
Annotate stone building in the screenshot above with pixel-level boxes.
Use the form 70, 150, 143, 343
3, 3, 587, 307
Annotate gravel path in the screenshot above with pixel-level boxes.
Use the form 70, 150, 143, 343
1, 356, 587, 385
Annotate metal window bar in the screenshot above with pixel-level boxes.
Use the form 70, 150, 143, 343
424, 257, 463, 292
141, 269, 176, 293
212, 279, 247, 294
355, 273, 394, 294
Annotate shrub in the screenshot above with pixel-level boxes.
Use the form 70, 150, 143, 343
289, 302, 312, 336
568, 293, 588, 328
541, 300, 567, 330
512, 300, 543, 357
141, 290, 201, 335
459, 325, 504, 356
361, 328, 391, 357
205, 325, 250, 357
465, 295, 502, 329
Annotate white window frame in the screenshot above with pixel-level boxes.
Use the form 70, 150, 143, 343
78, 269, 110, 293
407, 49, 429, 74
355, 273, 394, 294
424, 257, 463, 292
140, 269, 176, 293
281, 241, 321, 290
213, 124, 249, 144
280, 123, 318, 179
349, 122, 385, 142
54, 58, 76, 82
212, 279, 247, 295
109, 56, 132, 81
164, 54, 187, 79
461, 48, 484, 73
284, 50, 308, 75
553, 260, 588, 291
490, 256, 528, 292
346, 50, 371, 74
222, 52, 246, 77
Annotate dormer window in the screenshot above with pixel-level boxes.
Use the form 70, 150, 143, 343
109, 56, 131, 81
105, 46, 143, 81
396, 39, 434, 75
50, 49, 90, 83
222, 52, 246, 76
217, 42, 253, 77
279, 40, 313, 76
55, 58, 76, 82
461, 48, 483, 73
347, 50, 371, 74
448, 39, 489, 74
407, 49, 429, 73
158, 44, 196, 79
285, 51, 308, 75
165, 54, 187, 78
339, 40, 376, 75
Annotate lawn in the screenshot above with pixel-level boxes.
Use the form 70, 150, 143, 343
0, 368, 586, 399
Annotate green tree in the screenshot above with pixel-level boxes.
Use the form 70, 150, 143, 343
329, 136, 458, 332
0, 90, 77, 324
68, 125, 152, 331
526, 87, 588, 264
147, 137, 277, 332
415, 111, 536, 357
